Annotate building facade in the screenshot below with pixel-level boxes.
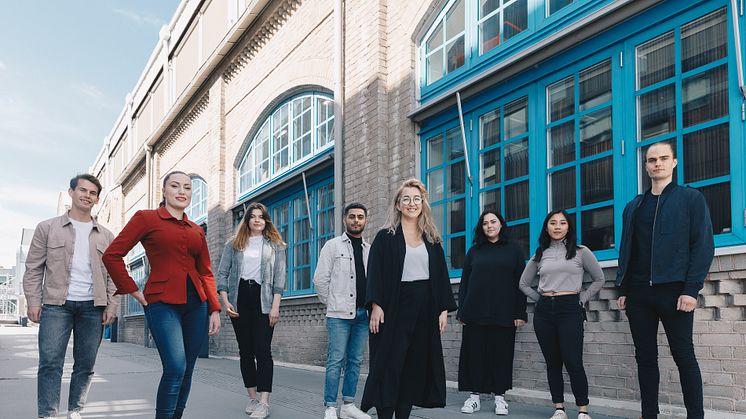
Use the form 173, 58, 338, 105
89, 0, 746, 414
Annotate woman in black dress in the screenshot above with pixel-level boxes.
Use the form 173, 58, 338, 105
361, 178, 457, 419
457, 210, 527, 415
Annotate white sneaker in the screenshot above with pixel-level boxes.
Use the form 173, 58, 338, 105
324, 406, 339, 419
67, 411, 82, 419
578, 413, 592, 419
250, 402, 270, 418
461, 396, 481, 413
245, 398, 260, 415
494, 396, 509, 415
550, 409, 568, 419
339, 403, 370, 419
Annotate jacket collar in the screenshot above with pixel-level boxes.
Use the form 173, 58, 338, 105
342, 231, 370, 247
61, 211, 100, 231
156, 205, 193, 226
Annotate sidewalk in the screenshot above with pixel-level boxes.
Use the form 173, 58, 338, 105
0, 326, 625, 419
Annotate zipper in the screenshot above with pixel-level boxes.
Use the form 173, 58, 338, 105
649, 195, 661, 286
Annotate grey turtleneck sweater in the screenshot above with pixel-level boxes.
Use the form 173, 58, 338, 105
519, 241, 605, 304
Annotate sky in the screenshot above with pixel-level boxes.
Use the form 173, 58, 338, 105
0, 0, 180, 268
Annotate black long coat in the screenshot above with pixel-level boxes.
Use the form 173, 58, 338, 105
361, 226, 458, 411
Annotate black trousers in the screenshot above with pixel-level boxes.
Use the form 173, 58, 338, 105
377, 404, 413, 419
230, 280, 274, 392
458, 324, 516, 395
533, 294, 589, 406
626, 283, 703, 419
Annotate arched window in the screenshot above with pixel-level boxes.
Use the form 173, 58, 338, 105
238, 92, 334, 197
186, 176, 207, 223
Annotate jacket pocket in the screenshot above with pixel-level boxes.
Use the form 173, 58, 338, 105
47, 240, 66, 261
144, 278, 168, 295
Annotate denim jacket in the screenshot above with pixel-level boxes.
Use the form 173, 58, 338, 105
616, 183, 714, 297
216, 239, 287, 314
312, 233, 370, 319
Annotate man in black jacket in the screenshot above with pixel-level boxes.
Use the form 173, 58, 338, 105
616, 141, 714, 419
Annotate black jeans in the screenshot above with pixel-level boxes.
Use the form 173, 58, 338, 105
533, 294, 589, 406
376, 404, 413, 419
230, 280, 275, 392
626, 283, 703, 419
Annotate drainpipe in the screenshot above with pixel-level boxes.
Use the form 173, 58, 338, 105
145, 146, 153, 208
333, 0, 345, 235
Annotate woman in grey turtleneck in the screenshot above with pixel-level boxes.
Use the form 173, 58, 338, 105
519, 210, 604, 419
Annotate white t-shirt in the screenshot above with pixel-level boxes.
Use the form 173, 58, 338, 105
67, 219, 94, 301
240, 236, 264, 283
401, 243, 429, 282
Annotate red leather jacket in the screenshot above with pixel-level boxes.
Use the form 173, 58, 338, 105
103, 206, 220, 312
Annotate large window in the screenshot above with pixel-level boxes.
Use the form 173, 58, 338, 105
546, 60, 614, 251
634, 8, 731, 234
185, 176, 207, 223
478, 0, 528, 54
420, 4, 743, 277
423, 0, 466, 85
238, 93, 334, 197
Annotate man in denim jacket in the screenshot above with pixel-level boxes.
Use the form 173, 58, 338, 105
313, 203, 371, 419
616, 141, 714, 419
23, 174, 118, 419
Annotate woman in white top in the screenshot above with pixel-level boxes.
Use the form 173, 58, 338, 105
361, 179, 457, 419
216, 202, 287, 419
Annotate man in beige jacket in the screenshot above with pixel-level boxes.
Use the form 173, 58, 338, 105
23, 174, 118, 419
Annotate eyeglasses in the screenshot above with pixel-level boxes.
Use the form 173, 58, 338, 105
400, 196, 423, 205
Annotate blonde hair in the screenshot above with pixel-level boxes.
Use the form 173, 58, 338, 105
231, 202, 286, 250
385, 178, 442, 244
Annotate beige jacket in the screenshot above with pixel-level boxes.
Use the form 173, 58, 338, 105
312, 233, 370, 319
23, 212, 119, 314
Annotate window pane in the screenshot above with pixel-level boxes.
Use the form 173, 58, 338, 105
580, 107, 612, 158
480, 109, 501, 147
581, 206, 614, 250
548, 76, 574, 122
480, 15, 500, 52
480, 148, 501, 186
481, 0, 499, 17
551, 167, 575, 211
505, 138, 528, 179
638, 84, 676, 140
505, 181, 529, 221
481, 187, 501, 213
427, 50, 445, 84
509, 222, 530, 259
549, 0, 573, 15
505, 97, 528, 139
294, 267, 311, 292
637, 32, 674, 89
579, 60, 611, 111
446, 127, 464, 160
681, 8, 727, 72
683, 123, 730, 183
683, 65, 728, 127
698, 182, 731, 234
549, 121, 575, 166
446, 0, 465, 39
448, 161, 466, 196
446, 36, 465, 73
432, 204, 445, 238
503, 0, 528, 42
428, 168, 445, 202
447, 199, 466, 234
448, 235, 466, 269
581, 157, 613, 205
428, 135, 444, 168
426, 22, 443, 53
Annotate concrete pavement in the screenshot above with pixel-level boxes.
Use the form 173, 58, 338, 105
0, 325, 625, 419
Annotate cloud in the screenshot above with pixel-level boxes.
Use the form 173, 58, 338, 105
72, 82, 115, 109
113, 8, 165, 28
0, 185, 60, 267
0, 95, 84, 154
0, 61, 6, 71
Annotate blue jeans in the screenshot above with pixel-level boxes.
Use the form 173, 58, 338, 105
324, 308, 368, 406
37, 300, 104, 417
145, 289, 208, 419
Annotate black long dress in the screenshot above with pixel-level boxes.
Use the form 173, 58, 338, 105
361, 226, 458, 412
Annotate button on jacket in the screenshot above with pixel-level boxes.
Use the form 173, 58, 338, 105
102, 207, 220, 312
216, 238, 287, 315
23, 212, 119, 315
313, 233, 370, 319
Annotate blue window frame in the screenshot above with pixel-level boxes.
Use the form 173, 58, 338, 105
126, 242, 146, 316
234, 176, 334, 297
420, 0, 745, 278
186, 176, 207, 224
237, 92, 334, 198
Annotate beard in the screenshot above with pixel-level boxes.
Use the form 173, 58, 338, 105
346, 225, 365, 235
